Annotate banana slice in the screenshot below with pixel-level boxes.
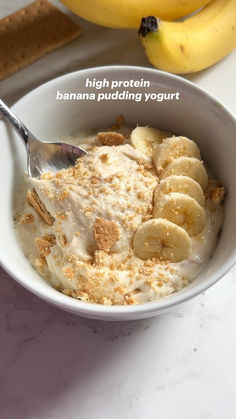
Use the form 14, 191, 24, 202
161, 157, 208, 191
130, 126, 172, 157
153, 136, 201, 174
133, 218, 191, 262
153, 192, 206, 236
154, 175, 205, 207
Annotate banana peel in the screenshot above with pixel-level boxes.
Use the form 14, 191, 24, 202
139, 0, 236, 74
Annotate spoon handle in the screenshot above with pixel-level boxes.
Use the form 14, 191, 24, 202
0, 99, 36, 147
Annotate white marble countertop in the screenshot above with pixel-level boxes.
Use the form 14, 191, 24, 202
0, 1, 236, 418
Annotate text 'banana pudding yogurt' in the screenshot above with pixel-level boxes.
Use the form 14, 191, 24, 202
16, 119, 225, 305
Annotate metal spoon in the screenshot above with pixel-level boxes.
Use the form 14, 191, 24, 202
0, 99, 87, 178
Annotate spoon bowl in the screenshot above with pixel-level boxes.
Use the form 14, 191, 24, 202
0, 98, 87, 177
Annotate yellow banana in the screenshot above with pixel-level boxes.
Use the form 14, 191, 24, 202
60, 0, 212, 29
139, 0, 236, 74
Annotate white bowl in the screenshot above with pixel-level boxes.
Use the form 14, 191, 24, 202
0, 66, 235, 320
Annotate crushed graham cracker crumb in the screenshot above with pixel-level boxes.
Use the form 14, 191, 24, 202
97, 131, 125, 146
56, 212, 67, 221
41, 172, 53, 180
124, 288, 141, 305
59, 234, 68, 247
62, 288, 73, 297
63, 266, 75, 279
139, 268, 154, 276
77, 291, 90, 301
101, 296, 112, 305
90, 176, 100, 184
99, 153, 109, 163
43, 234, 56, 245
34, 253, 47, 272
94, 218, 120, 252
17, 213, 35, 224
35, 234, 56, 257
58, 191, 69, 201
210, 186, 225, 204
114, 286, 125, 295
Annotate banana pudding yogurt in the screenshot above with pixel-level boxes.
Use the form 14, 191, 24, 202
16, 122, 225, 305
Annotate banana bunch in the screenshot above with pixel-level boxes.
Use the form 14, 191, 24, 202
139, 0, 236, 74
132, 130, 208, 262
60, 0, 212, 29
61, 0, 235, 73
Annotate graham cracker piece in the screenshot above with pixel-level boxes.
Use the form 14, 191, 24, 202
17, 213, 35, 224
99, 153, 109, 163
27, 188, 54, 226
0, 0, 81, 80
94, 218, 120, 252
124, 288, 141, 305
35, 234, 56, 251
35, 234, 56, 256
97, 132, 125, 146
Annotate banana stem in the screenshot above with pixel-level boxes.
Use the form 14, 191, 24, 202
138, 16, 159, 37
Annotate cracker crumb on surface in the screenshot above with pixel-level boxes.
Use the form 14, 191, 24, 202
56, 212, 67, 221
35, 234, 56, 256
90, 175, 100, 184
59, 234, 68, 247
34, 253, 47, 273
58, 191, 69, 201
17, 213, 35, 224
97, 131, 125, 146
63, 266, 75, 279
63, 289, 89, 301
101, 296, 113, 305
114, 286, 126, 295
210, 186, 225, 204
41, 172, 53, 180
99, 153, 109, 163
94, 218, 120, 252
77, 291, 90, 301
43, 234, 56, 245
124, 288, 141, 305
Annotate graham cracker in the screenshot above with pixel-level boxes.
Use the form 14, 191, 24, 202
97, 132, 125, 146
0, 0, 81, 80
94, 218, 120, 252
27, 188, 54, 226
